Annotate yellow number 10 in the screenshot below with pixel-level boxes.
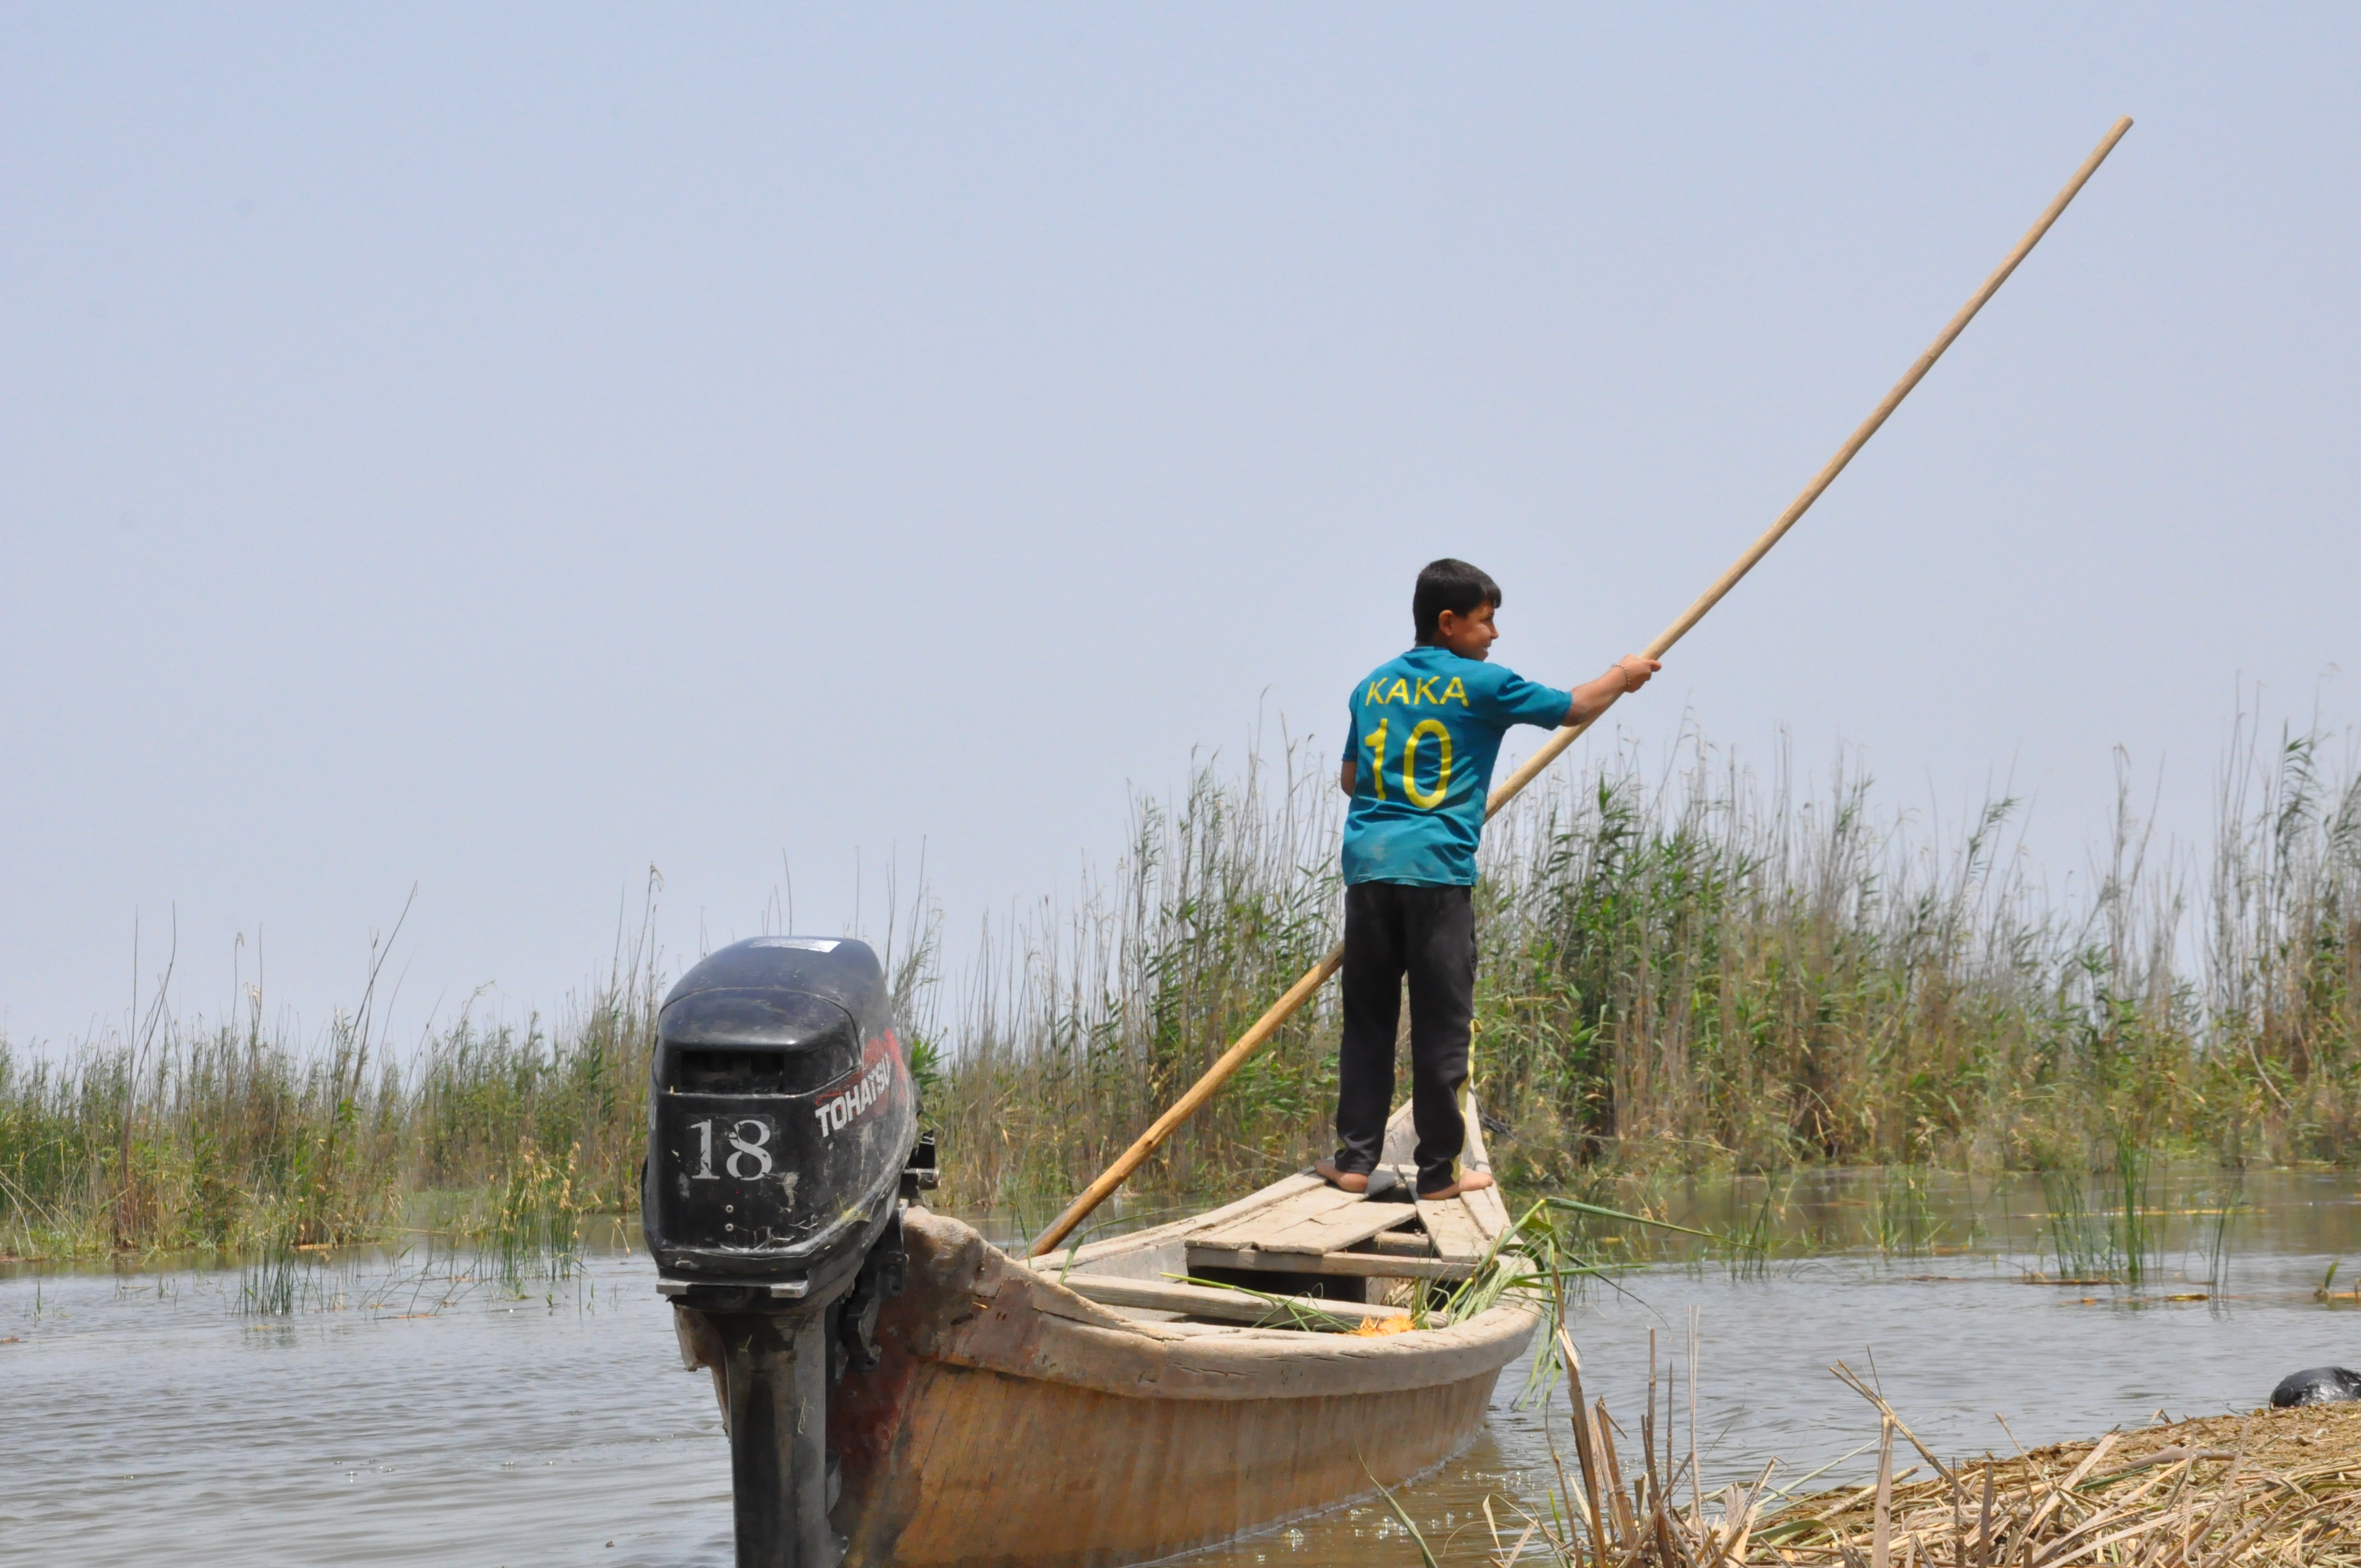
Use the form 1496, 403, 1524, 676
1401, 720, 1452, 807
1364, 718, 1453, 809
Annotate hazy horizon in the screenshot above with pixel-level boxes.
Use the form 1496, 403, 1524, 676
7, 7, 2357, 1052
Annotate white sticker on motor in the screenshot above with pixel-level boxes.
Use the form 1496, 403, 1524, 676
750, 937, 840, 952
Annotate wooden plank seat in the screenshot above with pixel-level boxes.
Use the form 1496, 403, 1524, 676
1059, 1273, 1409, 1326
1183, 1245, 1472, 1282
1348, 1231, 1436, 1258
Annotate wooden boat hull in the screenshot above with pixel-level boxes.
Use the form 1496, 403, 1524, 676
836, 1211, 1532, 1567
678, 1208, 1537, 1567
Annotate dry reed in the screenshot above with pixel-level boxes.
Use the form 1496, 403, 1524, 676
1516, 1332, 2361, 1567
1746, 1403, 2361, 1567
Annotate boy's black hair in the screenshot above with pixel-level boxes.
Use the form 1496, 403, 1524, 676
1412, 558, 1502, 644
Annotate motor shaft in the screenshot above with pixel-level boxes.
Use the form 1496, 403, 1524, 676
716, 1310, 841, 1568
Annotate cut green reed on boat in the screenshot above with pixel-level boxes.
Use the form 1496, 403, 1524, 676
4, 706, 2357, 1263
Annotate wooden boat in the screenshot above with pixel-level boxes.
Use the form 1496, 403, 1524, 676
675, 1103, 1540, 1567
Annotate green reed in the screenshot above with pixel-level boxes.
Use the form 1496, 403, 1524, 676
1870, 1164, 1935, 1259
238, 1226, 301, 1315
920, 709, 2361, 1212
482, 1137, 587, 1291
2201, 1171, 2245, 1294
2037, 1168, 2115, 1281
0, 892, 662, 1263
2028, 1129, 2169, 1284
2114, 1135, 2161, 1287
1721, 1175, 1786, 1281
5, 708, 2358, 1258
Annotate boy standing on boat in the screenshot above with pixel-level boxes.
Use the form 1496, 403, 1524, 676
1318, 558, 1658, 1201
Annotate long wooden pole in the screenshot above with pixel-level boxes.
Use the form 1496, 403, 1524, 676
1030, 116, 2132, 1259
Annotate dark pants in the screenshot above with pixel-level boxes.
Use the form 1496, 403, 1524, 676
1332, 881, 1476, 1196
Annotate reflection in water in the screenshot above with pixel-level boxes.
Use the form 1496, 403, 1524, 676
4, 1169, 2359, 1566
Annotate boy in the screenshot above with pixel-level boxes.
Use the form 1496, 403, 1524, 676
1317, 558, 1659, 1200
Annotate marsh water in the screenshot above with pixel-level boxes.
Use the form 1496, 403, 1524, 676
8, 1170, 2361, 1566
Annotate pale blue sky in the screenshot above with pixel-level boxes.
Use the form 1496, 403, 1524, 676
5, 7, 2355, 1048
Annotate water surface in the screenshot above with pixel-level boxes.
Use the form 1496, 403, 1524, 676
7, 1171, 2361, 1565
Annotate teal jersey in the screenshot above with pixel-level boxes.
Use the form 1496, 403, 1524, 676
1340, 647, 1573, 886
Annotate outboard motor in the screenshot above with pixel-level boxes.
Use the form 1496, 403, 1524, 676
644, 937, 924, 1568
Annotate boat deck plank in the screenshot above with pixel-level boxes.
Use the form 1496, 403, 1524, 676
1415, 1197, 1490, 1264
1241, 1200, 1422, 1257
1033, 1172, 1328, 1270
1456, 1092, 1513, 1242
1462, 1185, 1512, 1240
1027, 1102, 1518, 1289
1189, 1185, 1362, 1249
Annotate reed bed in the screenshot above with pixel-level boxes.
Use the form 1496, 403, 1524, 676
0, 912, 662, 1261
4, 711, 2356, 1257
926, 711, 2361, 1214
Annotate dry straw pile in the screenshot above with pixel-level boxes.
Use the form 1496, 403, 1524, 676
1753, 1403, 2361, 1567
1536, 1380, 2361, 1567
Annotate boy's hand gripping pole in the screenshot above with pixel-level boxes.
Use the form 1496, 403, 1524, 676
1030, 116, 2132, 1261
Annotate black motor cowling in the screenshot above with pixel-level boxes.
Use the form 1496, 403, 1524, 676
646, 936, 917, 1304
643, 937, 923, 1568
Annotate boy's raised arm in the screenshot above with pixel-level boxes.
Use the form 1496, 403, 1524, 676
1564, 655, 1662, 727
